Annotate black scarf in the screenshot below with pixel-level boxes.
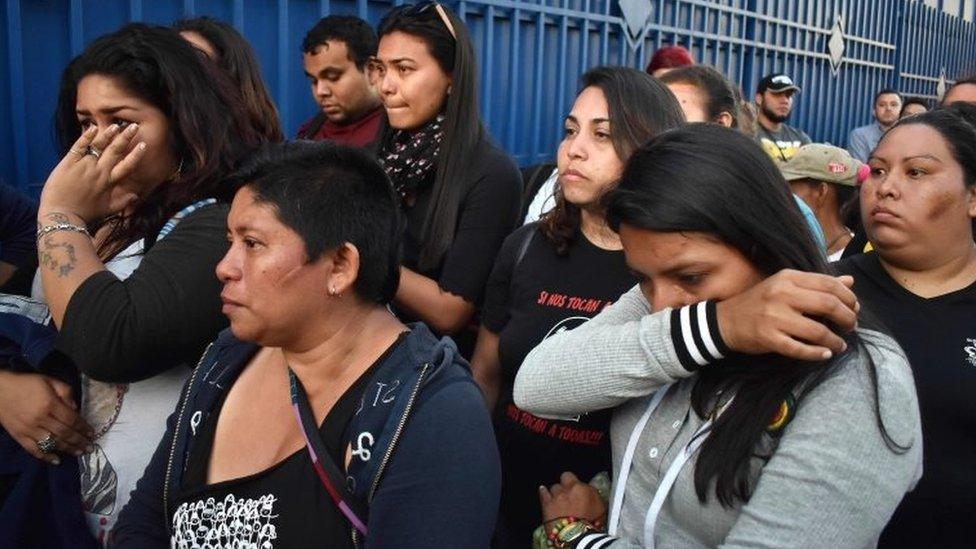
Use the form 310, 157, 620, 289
378, 114, 445, 201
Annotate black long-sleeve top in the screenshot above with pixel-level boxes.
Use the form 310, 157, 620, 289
55, 203, 230, 383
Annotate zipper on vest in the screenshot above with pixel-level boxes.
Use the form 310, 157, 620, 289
366, 362, 431, 503
163, 342, 213, 533
351, 362, 430, 548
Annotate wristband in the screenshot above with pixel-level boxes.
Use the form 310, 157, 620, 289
37, 223, 90, 242
670, 300, 731, 371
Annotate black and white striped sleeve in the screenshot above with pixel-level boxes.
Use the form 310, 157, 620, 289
668, 301, 731, 371
572, 532, 617, 548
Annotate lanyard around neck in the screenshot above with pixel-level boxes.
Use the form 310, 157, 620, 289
608, 384, 672, 535
288, 368, 369, 535
608, 383, 732, 548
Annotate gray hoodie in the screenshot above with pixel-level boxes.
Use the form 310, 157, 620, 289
514, 285, 922, 548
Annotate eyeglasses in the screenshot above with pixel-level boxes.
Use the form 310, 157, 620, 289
399, 2, 457, 40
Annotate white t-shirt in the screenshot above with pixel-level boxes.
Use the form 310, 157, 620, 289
33, 239, 191, 544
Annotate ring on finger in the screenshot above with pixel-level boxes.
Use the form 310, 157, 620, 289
36, 433, 57, 454
87, 146, 102, 159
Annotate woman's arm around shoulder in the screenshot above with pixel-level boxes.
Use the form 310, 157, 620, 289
720, 329, 922, 548
365, 375, 500, 548
516, 269, 863, 420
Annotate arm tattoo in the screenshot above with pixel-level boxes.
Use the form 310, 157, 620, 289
39, 235, 79, 278
42, 212, 73, 224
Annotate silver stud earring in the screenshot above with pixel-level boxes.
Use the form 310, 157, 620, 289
329, 286, 337, 296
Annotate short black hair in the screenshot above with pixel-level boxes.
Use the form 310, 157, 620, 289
900, 96, 929, 116
229, 141, 401, 304
301, 15, 377, 69
874, 88, 902, 104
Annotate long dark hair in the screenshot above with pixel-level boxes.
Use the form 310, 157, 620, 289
608, 124, 907, 507
540, 66, 684, 254
377, 3, 484, 270
174, 17, 283, 142
658, 65, 741, 127
55, 24, 261, 257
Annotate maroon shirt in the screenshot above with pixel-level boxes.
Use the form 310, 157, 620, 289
295, 106, 383, 149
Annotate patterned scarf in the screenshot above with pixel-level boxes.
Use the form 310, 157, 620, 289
378, 113, 446, 201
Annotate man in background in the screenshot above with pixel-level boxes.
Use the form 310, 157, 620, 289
296, 16, 383, 150
754, 73, 810, 162
847, 89, 902, 162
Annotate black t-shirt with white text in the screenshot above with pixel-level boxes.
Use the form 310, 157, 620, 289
482, 223, 635, 544
835, 252, 976, 548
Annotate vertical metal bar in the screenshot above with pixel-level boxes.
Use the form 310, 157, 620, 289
319, 0, 330, 17
233, 0, 245, 31
632, 0, 640, 69
892, 0, 905, 91
820, 0, 833, 141
704, 3, 713, 66
580, 0, 590, 71
906, 1, 915, 84
69, 0, 84, 55
556, 0, 568, 132
532, 10, 545, 163
618, 1, 626, 68
919, 2, 927, 85
930, 6, 938, 85
838, 0, 851, 138
507, 7, 521, 155
129, 0, 143, 22
928, 0, 936, 82
184, 0, 195, 17
600, 0, 609, 66
849, 0, 858, 137
277, 0, 290, 133
741, 0, 758, 96
5, 0, 27, 190
358, 0, 368, 20
482, 4, 494, 123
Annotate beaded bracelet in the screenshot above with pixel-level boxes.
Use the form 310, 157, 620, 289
37, 223, 90, 242
551, 519, 598, 549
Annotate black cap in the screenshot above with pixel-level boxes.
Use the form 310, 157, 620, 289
757, 73, 801, 94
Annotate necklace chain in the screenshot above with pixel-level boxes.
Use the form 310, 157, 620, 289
90, 383, 129, 441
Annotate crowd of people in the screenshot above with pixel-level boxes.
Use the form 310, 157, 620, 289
0, 4, 972, 549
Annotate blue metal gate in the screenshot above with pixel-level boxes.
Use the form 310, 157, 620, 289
3, 0, 975, 194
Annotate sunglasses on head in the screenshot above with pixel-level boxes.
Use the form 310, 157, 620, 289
399, 2, 457, 40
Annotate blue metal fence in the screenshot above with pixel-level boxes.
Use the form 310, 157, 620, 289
2, 0, 975, 195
